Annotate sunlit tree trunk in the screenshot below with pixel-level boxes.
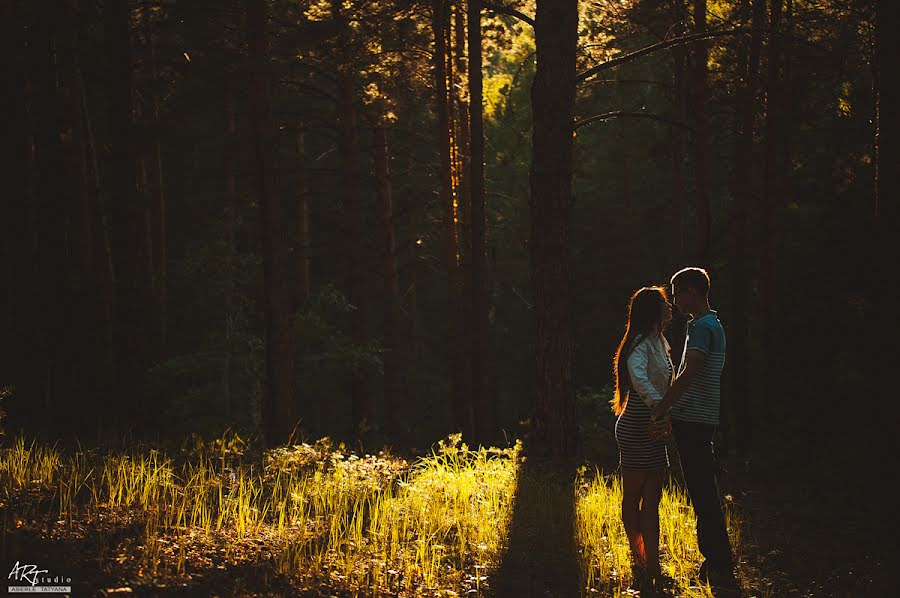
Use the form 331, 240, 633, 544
246, 0, 298, 446
433, 0, 471, 440
692, 0, 711, 266
467, 0, 494, 445
729, 0, 764, 461
529, 0, 579, 460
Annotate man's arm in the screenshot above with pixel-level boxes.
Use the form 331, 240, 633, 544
652, 348, 706, 419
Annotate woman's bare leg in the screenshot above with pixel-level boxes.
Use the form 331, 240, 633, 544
621, 468, 647, 569
639, 468, 665, 576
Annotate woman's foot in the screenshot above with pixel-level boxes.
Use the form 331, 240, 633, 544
630, 563, 648, 591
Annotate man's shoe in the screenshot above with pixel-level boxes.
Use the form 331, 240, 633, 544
697, 561, 740, 591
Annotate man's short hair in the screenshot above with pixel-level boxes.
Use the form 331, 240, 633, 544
671, 267, 710, 294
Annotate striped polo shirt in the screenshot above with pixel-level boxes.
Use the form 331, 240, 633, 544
670, 310, 726, 425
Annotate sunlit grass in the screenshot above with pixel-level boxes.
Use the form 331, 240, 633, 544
1, 432, 750, 596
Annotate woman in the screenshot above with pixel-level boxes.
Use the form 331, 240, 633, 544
611, 286, 674, 591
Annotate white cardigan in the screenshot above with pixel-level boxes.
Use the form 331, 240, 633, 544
626, 334, 674, 408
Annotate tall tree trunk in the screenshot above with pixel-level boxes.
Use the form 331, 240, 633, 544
223, 80, 238, 422
468, 0, 493, 445
293, 121, 311, 308
874, 0, 897, 433
404, 115, 420, 413
670, 40, 687, 269
31, 1, 71, 438
104, 0, 142, 436
374, 117, 404, 441
333, 1, 374, 444
142, 5, 167, 360
692, 0, 711, 266
246, 0, 298, 446
729, 0, 764, 461
875, 0, 896, 226
0, 0, 38, 434
529, 0, 579, 460
433, 0, 471, 440
761, 0, 783, 420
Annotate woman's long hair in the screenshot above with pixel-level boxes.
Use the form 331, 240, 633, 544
610, 286, 669, 415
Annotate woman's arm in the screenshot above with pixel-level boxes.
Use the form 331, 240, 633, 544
626, 339, 664, 408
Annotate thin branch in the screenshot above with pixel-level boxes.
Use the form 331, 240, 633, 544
577, 27, 779, 83
574, 111, 692, 131
483, 1, 534, 28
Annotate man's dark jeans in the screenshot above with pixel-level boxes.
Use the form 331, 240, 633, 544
672, 419, 735, 573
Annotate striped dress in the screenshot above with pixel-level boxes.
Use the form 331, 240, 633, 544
615, 356, 672, 470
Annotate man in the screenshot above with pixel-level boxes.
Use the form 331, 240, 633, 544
651, 267, 738, 590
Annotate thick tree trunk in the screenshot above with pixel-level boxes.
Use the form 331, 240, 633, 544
692, 0, 711, 266
468, 0, 494, 445
875, 0, 897, 226
874, 0, 898, 425
433, 0, 471, 440
104, 0, 141, 436
293, 121, 311, 308
761, 0, 783, 420
529, 0, 579, 460
333, 2, 374, 444
670, 44, 687, 269
246, 0, 298, 446
0, 0, 39, 434
729, 0, 764, 461
374, 119, 403, 440
142, 6, 167, 360
223, 80, 238, 422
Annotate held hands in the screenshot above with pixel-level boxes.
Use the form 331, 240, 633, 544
648, 403, 672, 441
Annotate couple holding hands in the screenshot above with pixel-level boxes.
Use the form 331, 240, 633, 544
612, 267, 739, 594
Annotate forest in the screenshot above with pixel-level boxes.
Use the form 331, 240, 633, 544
0, 0, 895, 596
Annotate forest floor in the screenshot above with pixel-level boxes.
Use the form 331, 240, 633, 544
719, 413, 892, 597
0, 418, 890, 598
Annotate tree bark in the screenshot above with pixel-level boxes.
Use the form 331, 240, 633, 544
433, 0, 471, 440
529, 0, 579, 460
374, 118, 403, 441
875, 0, 897, 227
141, 5, 167, 360
761, 0, 783, 419
468, 0, 494, 445
0, 0, 39, 434
692, 0, 711, 266
292, 121, 311, 308
670, 25, 687, 269
223, 80, 238, 422
246, 0, 298, 446
104, 0, 142, 436
333, 1, 374, 444
729, 0, 764, 461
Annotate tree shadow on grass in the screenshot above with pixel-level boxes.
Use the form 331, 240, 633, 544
490, 455, 582, 598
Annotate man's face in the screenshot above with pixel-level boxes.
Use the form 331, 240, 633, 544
671, 285, 696, 316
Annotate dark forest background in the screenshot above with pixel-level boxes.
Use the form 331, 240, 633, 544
0, 0, 892, 463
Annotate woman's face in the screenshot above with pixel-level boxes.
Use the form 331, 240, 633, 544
659, 296, 673, 327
